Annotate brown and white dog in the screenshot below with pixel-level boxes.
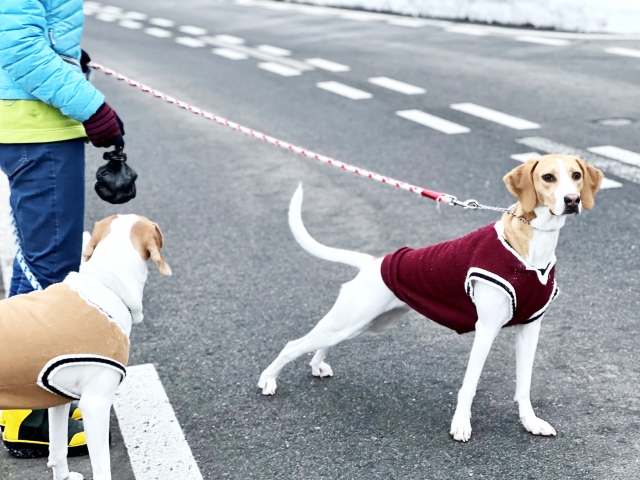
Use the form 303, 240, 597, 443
0, 214, 170, 480
258, 154, 602, 442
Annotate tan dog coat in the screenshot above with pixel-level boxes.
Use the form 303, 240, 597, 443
0, 283, 129, 410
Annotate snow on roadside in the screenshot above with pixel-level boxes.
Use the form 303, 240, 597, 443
285, 0, 640, 33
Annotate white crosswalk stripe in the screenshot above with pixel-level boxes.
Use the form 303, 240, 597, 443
211, 34, 245, 45
305, 58, 350, 72
144, 27, 172, 38
368, 77, 425, 95
258, 62, 302, 76
175, 37, 207, 48
604, 47, 640, 59
213, 48, 249, 60
119, 19, 144, 29
257, 45, 291, 56
396, 110, 470, 134
587, 146, 640, 168
149, 18, 175, 27
451, 103, 540, 130
517, 137, 640, 185
317, 81, 372, 99
178, 25, 208, 36
510, 152, 623, 189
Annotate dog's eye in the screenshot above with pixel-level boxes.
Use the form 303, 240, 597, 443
542, 174, 556, 183
572, 171, 582, 181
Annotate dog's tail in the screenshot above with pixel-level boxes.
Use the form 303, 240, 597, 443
289, 184, 374, 270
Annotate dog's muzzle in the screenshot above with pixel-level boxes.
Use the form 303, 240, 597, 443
563, 194, 581, 214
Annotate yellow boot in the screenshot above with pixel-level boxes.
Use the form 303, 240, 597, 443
2, 408, 87, 458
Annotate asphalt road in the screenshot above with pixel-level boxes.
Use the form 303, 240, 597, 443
1, 1, 639, 478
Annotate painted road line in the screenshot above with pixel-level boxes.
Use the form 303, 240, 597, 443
445, 25, 489, 36
101, 5, 123, 14
317, 81, 372, 100
113, 364, 203, 480
149, 18, 176, 28
95, 12, 119, 22
451, 103, 540, 130
0, 173, 15, 297
338, 11, 379, 21
386, 18, 431, 28
604, 47, 640, 59
515, 36, 571, 46
588, 146, 640, 167
258, 62, 302, 76
213, 48, 249, 60
517, 137, 640, 185
257, 45, 291, 56
202, 38, 313, 71
119, 19, 144, 29
175, 37, 207, 48
368, 77, 425, 95
121, 11, 148, 20
145, 27, 173, 38
178, 25, 208, 36
510, 151, 622, 189
396, 110, 470, 134
305, 58, 350, 72
211, 34, 245, 45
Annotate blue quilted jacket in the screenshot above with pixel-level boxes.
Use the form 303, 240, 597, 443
0, 0, 104, 122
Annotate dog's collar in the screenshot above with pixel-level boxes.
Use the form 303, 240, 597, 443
505, 208, 561, 233
79, 264, 144, 323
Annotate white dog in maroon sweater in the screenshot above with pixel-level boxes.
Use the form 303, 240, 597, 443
259, 154, 602, 442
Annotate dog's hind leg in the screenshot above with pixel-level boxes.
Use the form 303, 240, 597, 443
258, 262, 404, 395
48, 403, 84, 480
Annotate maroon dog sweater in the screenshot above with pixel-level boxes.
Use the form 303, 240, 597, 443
381, 222, 558, 334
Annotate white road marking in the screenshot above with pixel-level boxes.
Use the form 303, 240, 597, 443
121, 11, 148, 20
258, 62, 302, 76
84, 1, 102, 7
144, 27, 173, 38
316, 81, 372, 100
100, 5, 123, 14
604, 47, 640, 59
0, 173, 15, 297
510, 151, 622, 189
257, 45, 291, 56
396, 109, 470, 134
175, 37, 207, 48
149, 18, 176, 28
119, 19, 144, 29
203, 38, 313, 71
445, 25, 489, 36
113, 364, 203, 480
213, 48, 249, 60
211, 34, 246, 45
263, 2, 295, 10
95, 13, 119, 22
338, 11, 379, 21
587, 146, 640, 167
178, 25, 208, 36
386, 18, 430, 28
368, 77, 425, 95
305, 58, 350, 72
517, 137, 640, 185
450, 103, 541, 130
515, 36, 571, 46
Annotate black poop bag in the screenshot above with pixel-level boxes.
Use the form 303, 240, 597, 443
95, 145, 137, 204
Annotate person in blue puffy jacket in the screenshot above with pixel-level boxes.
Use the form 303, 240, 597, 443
0, 0, 124, 458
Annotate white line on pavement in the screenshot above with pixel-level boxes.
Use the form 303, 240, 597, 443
149, 18, 176, 28
368, 77, 425, 95
587, 146, 640, 167
450, 103, 541, 130
337, 11, 379, 21
144, 27, 173, 38
396, 110, 470, 134
203, 38, 313, 71
510, 151, 623, 189
305, 58, 350, 72
212, 34, 246, 45
95, 13, 119, 22
316, 81, 372, 99
101, 5, 123, 14
121, 11, 148, 20
258, 62, 302, 76
445, 25, 489, 36
515, 36, 571, 46
175, 37, 207, 47
213, 48, 249, 60
386, 18, 430, 28
118, 19, 144, 29
257, 45, 291, 56
178, 25, 208, 36
604, 47, 640, 58
113, 364, 203, 480
517, 137, 640, 185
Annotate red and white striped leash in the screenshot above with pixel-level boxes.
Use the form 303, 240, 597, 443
91, 63, 502, 212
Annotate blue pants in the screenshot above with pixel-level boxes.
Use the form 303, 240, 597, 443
0, 140, 85, 296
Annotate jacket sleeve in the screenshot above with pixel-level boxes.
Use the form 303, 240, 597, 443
0, 0, 104, 122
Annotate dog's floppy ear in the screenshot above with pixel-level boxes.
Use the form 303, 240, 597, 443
131, 218, 172, 276
149, 223, 172, 276
503, 159, 539, 213
82, 215, 118, 261
575, 157, 603, 210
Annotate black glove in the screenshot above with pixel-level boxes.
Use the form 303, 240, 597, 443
80, 49, 91, 76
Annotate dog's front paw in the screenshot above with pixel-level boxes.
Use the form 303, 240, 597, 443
520, 414, 556, 436
258, 376, 277, 395
67, 473, 84, 480
311, 362, 333, 378
450, 414, 472, 442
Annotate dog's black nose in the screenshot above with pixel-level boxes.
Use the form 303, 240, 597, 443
564, 194, 580, 208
